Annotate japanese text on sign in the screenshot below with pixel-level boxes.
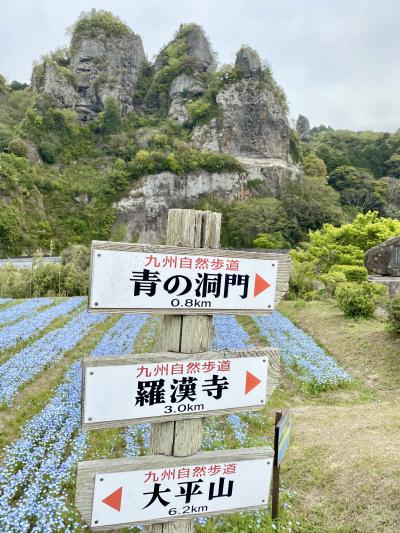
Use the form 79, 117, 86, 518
83, 356, 268, 427
90, 457, 273, 527
90, 249, 278, 312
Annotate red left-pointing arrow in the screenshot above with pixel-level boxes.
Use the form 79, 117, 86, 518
102, 486, 123, 512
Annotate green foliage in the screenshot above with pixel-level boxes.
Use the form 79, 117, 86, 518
0, 245, 90, 297
7, 138, 28, 157
386, 296, 400, 334
328, 165, 387, 214
226, 197, 291, 248
329, 264, 368, 282
253, 232, 289, 249
319, 271, 347, 297
281, 175, 343, 242
289, 129, 302, 163
70, 9, 131, 47
287, 258, 316, 300
309, 128, 400, 177
302, 154, 327, 177
384, 152, 400, 179
38, 141, 58, 163
336, 281, 386, 318
293, 212, 400, 275
0, 206, 20, 255
103, 97, 122, 135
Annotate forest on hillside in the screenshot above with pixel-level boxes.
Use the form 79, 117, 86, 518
1, 10, 400, 258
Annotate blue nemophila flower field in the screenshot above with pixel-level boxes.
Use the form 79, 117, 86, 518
0, 297, 53, 327
253, 312, 352, 391
211, 315, 255, 350
0, 304, 103, 405
0, 296, 84, 352
0, 313, 149, 532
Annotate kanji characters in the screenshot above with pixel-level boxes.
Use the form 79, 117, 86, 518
202, 374, 229, 400
130, 269, 161, 297
170, 376, 198, 403
136, 379, 166, 406
142, 483, 171, 508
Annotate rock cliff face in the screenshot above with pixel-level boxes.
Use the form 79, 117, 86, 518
115, 170, 246, 243
190, 46, 299, 200
32, 23, 146, 119
32, 15, 300, 243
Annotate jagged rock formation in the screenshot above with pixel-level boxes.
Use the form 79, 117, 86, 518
296, 114, 311, 140
191, 46, 299, 197
32, 18, 146, 119
115, 170, 246, 243
31, 14, 300, 242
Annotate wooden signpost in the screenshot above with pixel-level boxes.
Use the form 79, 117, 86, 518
82, 348, 279, 429
88, 243, 290, 315
76, 447, 274, 530
75, 209, 291, 532
272, 409, 292, 520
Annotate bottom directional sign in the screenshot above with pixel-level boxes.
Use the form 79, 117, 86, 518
76, 447, 274, 529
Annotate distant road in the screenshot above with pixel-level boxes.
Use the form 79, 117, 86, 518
0, 257, 61, 269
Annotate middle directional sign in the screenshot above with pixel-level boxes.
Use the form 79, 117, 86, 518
82, 348, 277, 429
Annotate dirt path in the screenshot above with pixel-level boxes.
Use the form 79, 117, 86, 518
279, 302, 400, 533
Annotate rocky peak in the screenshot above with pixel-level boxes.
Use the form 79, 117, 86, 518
296, 114, 311, 140
155, 23, 216, 74
32, 10, 147, 120
235, 46, 262, 77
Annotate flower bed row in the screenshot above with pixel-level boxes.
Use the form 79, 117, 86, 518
0, 297, 84, 352
0, 312, 149, 532
0, 306, 105, 405
252, 312, 352, 390
0, 297, 53, 327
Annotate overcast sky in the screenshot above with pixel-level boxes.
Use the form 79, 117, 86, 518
1, 0, 399, 132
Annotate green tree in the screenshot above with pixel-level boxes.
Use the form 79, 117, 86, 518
302, 154, 327, 177
328, 165, 387, 214
103, 97, 122, 135
226, 197, 291, 248
0, 206, 20, 255
282, 175, 343, 242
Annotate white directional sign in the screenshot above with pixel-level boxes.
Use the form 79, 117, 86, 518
82, 351, 269, 429
89, 243, 282, 314
75, 448, 274, 529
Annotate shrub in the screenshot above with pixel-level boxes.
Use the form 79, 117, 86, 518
7, 138, 28, 157
386, 297, 400, 334
335, 281, 387, 318
39, 141, 58, 163
287, 259, 316, 300
319, 271, 347, 297
329, 264, 368, 282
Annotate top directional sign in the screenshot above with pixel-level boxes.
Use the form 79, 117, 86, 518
89, 242, 290, 314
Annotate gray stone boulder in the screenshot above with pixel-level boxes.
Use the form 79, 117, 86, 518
235, 46, 262, 77
365, 236, 400, 276
296, 114, 311, 140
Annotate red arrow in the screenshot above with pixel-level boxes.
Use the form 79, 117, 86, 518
245, 371, 262, 394
254, 273, 270, 297
102, 486, 123, 512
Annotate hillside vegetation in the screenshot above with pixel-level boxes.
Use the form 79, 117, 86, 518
1, 10, 400, 258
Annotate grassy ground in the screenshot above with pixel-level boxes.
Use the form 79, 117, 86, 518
277, 300, 400, 533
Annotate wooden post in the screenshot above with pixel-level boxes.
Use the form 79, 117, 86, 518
271, 410, 282, 520
145, 209, 221, 533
